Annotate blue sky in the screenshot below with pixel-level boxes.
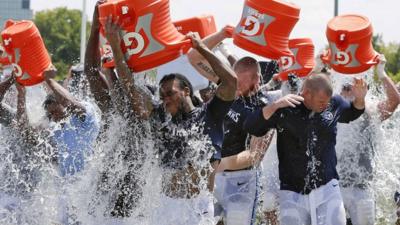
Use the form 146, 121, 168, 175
30, 0, 400, 56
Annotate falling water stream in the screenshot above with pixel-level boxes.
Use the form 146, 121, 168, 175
0, 69, 399, 225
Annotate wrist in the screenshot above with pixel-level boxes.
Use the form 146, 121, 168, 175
378, 71, 387, 80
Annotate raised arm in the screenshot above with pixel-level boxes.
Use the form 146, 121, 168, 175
0, 74, 16, 126
375, 54, 400, 121
338, 78, 367, 123
187, 25, 236, 83
0, 73, 15, 102
188, 33, 237, 101
104, 16, 154, 119
84, 0, 112, 114
43, 66, 86, 116
244, 94, 303, 136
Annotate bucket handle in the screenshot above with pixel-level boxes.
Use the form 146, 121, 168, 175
320, 49, 331, 64
364, 54, 380, 65
170, 38, 193, 54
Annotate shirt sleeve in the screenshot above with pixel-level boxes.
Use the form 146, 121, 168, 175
243, 107, 279, 137
336, 95, 365, 123
206, 95, 233, 122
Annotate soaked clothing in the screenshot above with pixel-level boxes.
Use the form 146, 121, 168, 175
154, 95, 233, 169
51, 107, 99, 177
244, 95, 365, 194
337, 114, 377, 189
222, 91, 277, 158
279, 179, 346, 225
214, 170, 260, 225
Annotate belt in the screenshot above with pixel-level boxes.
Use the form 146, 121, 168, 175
224, 166, 253, 172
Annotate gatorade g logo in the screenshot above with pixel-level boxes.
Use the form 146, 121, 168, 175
280, 48, 301, 71
235, 5, 275, 46
241, 15, 261, 36
329, 42, 360, 67
121, 13, 165, 60
280, 56, 294, 71
11, 48, 30, 80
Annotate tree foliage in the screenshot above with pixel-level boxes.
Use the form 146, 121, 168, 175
373, 34, 400, 83
34, 7, 90, 80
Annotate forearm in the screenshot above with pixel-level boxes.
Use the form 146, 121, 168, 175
85, 30, 112, 113
45, 78, 84, 112
243, 106, 278, 137
218, 152, 253, 172
110, 41, 153, 119
16, 92, 27, 126
224, 131, 275, 170
262, 103, 279, 120
196, 45, 237, 101
378, 74, 400, 120
0, 75, 15, 102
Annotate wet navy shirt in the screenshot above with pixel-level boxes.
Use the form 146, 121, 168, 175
155, 96, 233, 169
244, 95, 365, 194
222, 91, 274, 158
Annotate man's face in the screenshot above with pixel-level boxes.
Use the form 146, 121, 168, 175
235, 70, 260, 97
303, 89, 331, 113
45, 102, 66, 122
159, 79, 186, 116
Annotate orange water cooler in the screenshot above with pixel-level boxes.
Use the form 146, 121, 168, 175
1, 20, 51, 86
278, 38, 315, 81
322, 14, 379, 74
173, 15, 217, 39
233, 0, 300, 60
98, 0, 192, 72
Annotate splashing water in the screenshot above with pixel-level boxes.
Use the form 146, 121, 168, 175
332, 68, 400, 224
0, 75, 215, 224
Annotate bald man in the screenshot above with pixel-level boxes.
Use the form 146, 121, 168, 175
244, 73, 367, 225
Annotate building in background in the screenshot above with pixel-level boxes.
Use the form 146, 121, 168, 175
0, 0, 33, 29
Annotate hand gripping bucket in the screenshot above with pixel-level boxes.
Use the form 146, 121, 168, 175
233, 0, 300, 60
278, 38, 315, 81
173, 15, 217, 39
1, 20, 51, 86
322, 14, 379, 74
0, 45, 12, 67
98, 0, 192, 72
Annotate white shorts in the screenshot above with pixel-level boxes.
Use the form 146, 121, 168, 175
341, 186, 375, 225
151, 191, 215, 225
261, 142, 280, 212
279, 179, 346, 225
214, 169, 259, 225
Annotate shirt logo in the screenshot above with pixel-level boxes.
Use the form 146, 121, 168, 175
227, 109, 240, 123
321, 111, 334, 121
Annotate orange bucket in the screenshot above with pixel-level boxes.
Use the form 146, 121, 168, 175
233, 0, 300, 60
278, 38, 315, 81
98, 0, 192, 73
322, 14, 379, 74
173, 15, 217, 39
1, 20, 51, 86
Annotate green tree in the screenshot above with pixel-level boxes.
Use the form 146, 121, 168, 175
372, 34, 400, 83
34, 7, 90, 80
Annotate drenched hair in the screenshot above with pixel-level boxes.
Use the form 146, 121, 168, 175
302, 73, 333, 96
233, 56, 260, 75
42, 94, 58, 110
159, 73, 202, 107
